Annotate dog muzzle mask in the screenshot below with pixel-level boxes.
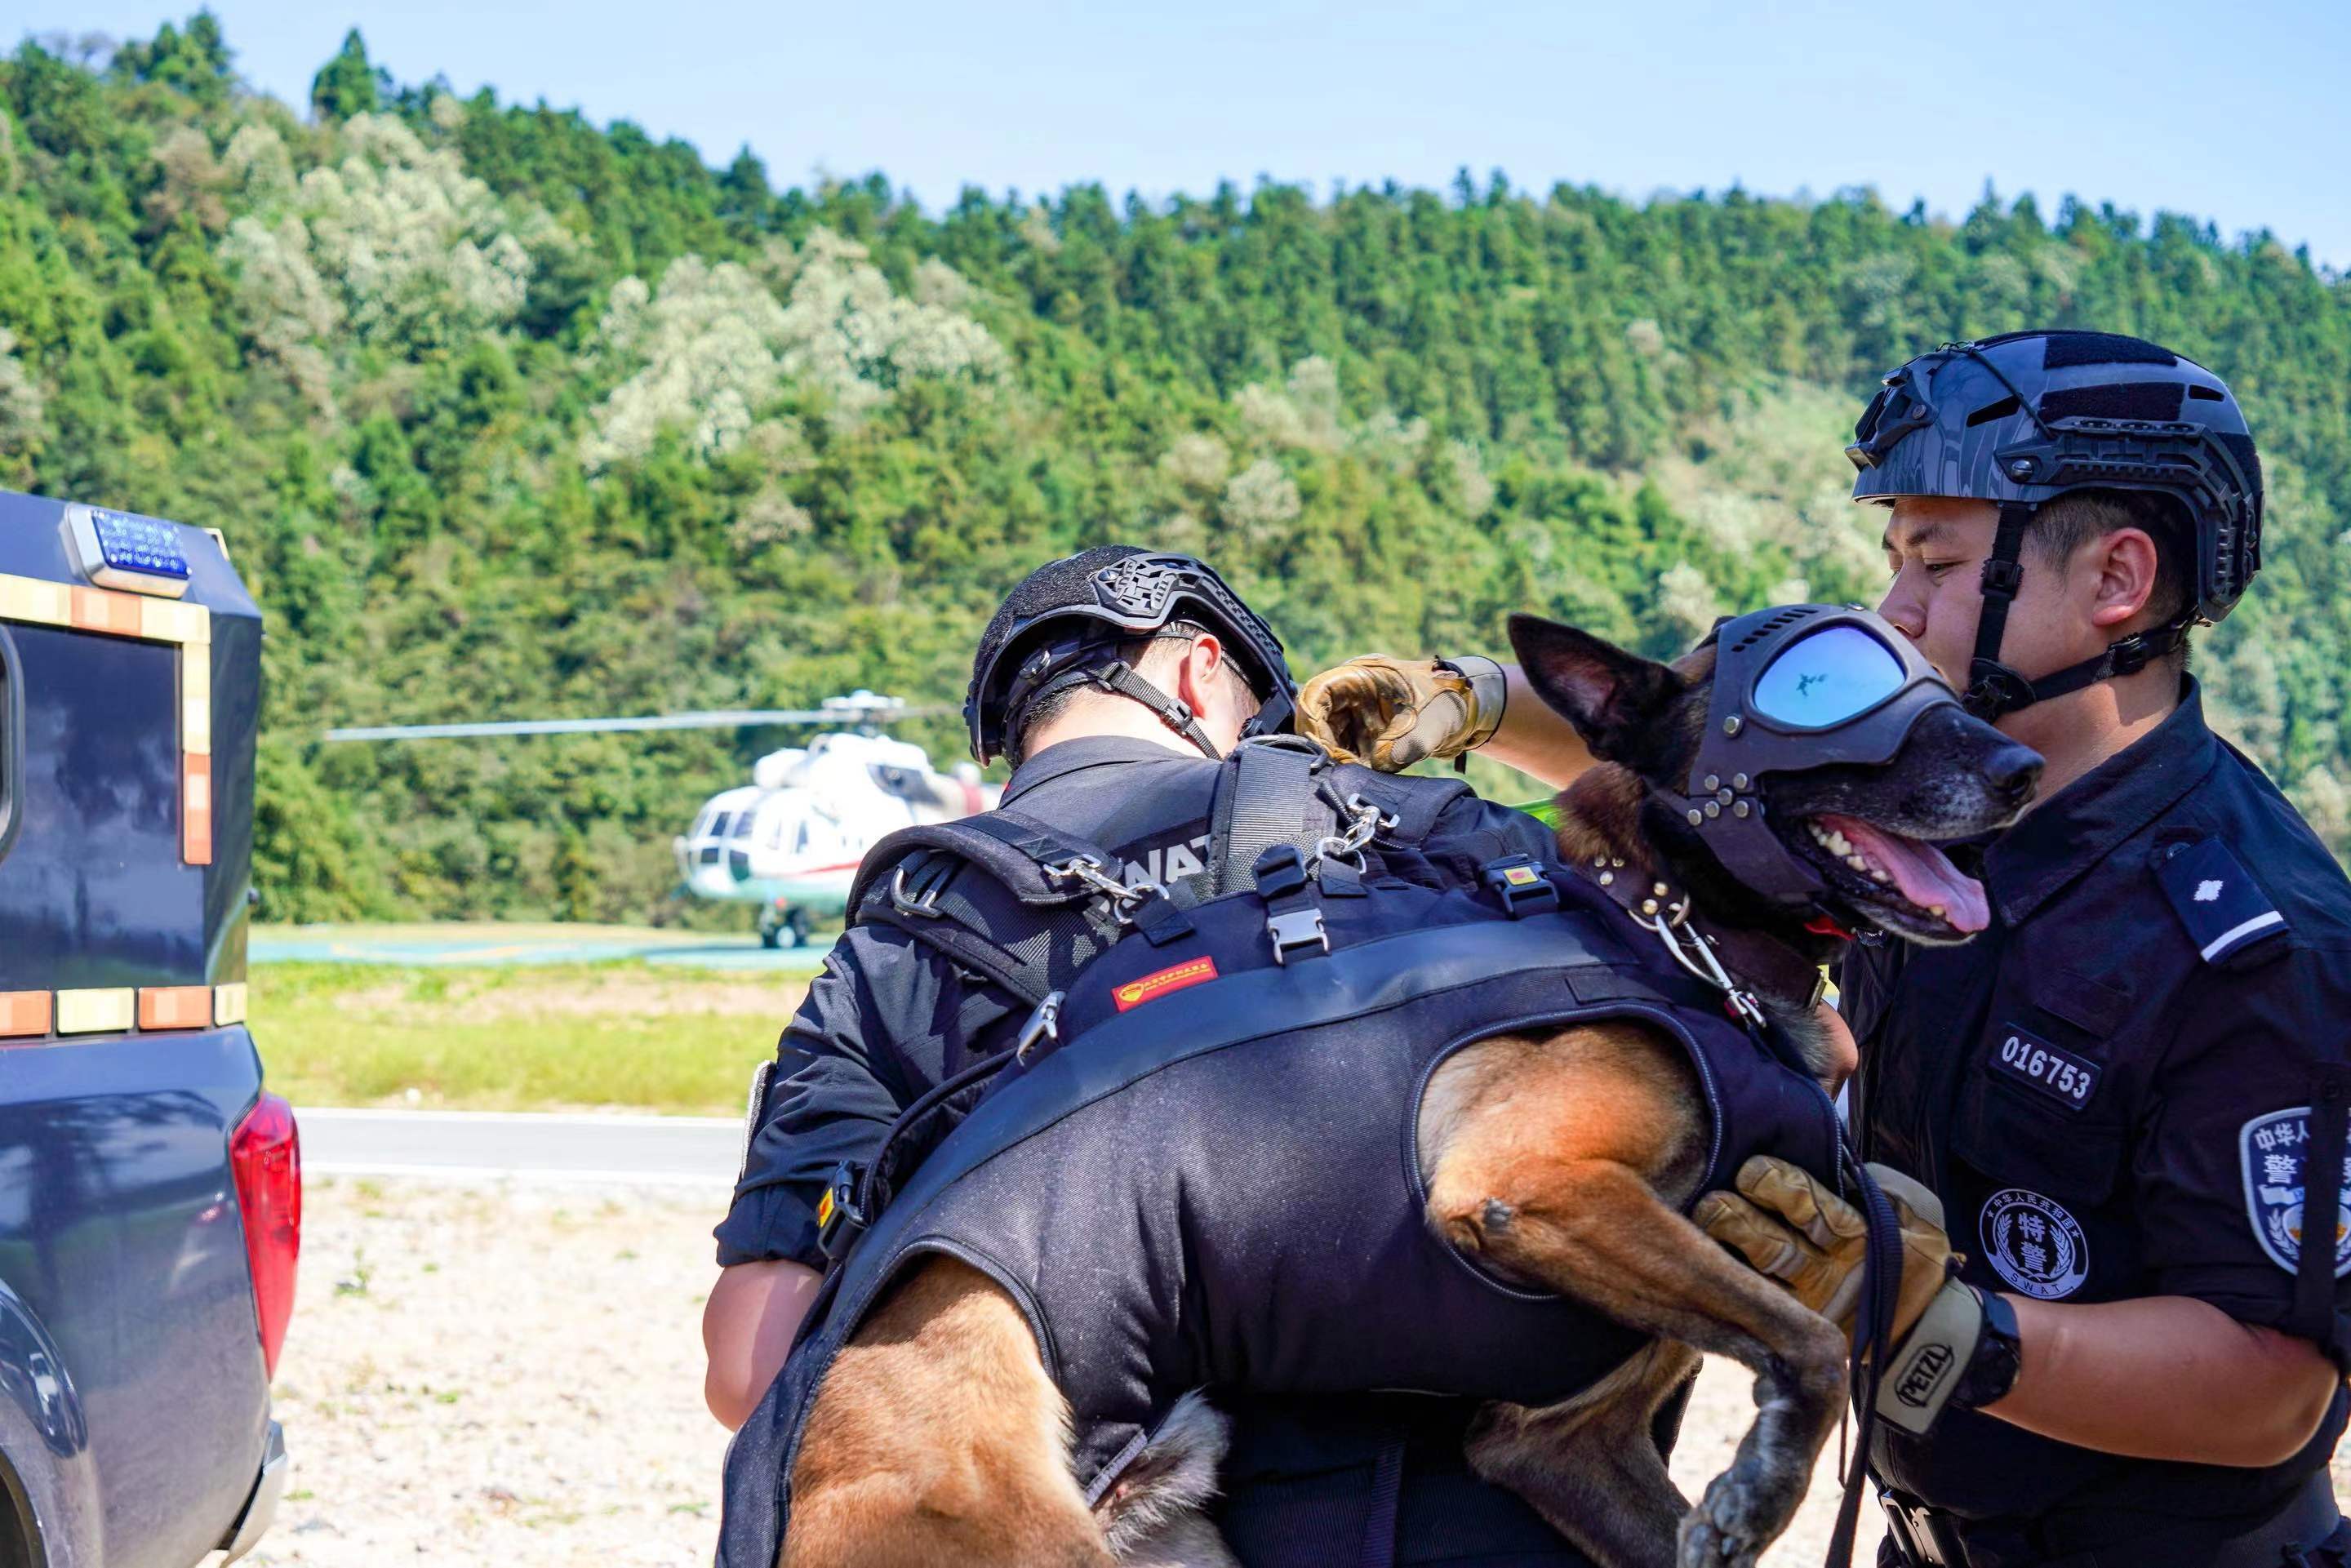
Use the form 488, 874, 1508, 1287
1672, 606, 1988, 937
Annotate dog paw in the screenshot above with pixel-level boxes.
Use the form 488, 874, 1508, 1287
1676, 1473, 1767, 1568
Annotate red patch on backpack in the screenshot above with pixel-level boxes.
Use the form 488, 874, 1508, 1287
1113, 957, 1220, 1011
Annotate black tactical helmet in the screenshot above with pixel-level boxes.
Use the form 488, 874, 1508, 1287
1848, 330, 2264, 718
966, 546, 1299, 766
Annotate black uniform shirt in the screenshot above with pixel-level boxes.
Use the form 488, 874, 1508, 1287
715, 735, 1556, 1268
1840, 679, 2351, 1527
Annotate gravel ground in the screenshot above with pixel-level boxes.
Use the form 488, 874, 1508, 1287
252, 1177, 2344, 1567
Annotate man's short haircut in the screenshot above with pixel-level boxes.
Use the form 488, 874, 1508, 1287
2026, 488, 2193, 662
1009, 619, 1259, 765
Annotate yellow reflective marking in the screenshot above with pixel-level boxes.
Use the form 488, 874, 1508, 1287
55, 988, 136, 1035
182, 652, 211, 755
140, 597, 210, 645
0, 574, 70, 626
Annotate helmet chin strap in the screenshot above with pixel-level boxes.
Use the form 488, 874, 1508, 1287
1962, 501, 2192, 722
1091, 660, 1222, 760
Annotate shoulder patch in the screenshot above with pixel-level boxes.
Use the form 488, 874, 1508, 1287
2242, 1106, 2351, 1277
2157, 838, 2286, 965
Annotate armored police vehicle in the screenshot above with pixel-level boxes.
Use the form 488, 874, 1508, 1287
0, 491, 295, 1566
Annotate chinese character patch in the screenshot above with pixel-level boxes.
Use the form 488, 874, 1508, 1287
1980, 1188, 2091, 1299
1113, 956, 1220, 1012
2240, 1106, 2351, 1277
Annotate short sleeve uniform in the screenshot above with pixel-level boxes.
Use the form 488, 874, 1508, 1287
1841, 680, 2351, 1546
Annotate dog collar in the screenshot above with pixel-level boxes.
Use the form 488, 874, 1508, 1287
1567, 856, 1828, 1028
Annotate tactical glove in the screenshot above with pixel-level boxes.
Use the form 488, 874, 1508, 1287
1295, 655, 1505, 771
1695, 1155, 1990, 1433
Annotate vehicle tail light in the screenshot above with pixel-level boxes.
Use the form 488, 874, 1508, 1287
229, 1093, 300, 1379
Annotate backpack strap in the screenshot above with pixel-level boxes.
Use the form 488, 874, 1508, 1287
850, 809, 1176, 1010
1333, 763, 1473, 854
847, 810, 1125, 913
1201, 735, 1347, 898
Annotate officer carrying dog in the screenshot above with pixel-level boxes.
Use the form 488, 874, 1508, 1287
1308, 331, 2351, 1566
704, 545, 1629, 1566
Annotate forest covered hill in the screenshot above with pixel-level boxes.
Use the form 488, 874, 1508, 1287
7, 19, 2350, 921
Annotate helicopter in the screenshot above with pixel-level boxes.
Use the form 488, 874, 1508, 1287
324, 691, 994, 947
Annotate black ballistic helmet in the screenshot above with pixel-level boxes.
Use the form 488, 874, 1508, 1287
966, 546, 1299, 766
1848, 330, 2264, 718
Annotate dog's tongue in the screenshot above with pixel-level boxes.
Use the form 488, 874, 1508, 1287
1819, 813, 1990, 935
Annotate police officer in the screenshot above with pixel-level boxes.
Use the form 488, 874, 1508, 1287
1311, 331, 2351, 1566
704, 544, 1621, 1567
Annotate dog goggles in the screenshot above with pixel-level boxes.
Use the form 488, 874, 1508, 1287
1749, 624, 1912, 731
1674, 606, 1960, 906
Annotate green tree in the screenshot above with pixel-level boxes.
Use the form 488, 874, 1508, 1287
309, 29, 384, 122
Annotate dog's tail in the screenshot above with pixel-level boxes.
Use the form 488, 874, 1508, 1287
1093, 1389, 1233, 1562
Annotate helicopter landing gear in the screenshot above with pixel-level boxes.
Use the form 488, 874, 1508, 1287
758, 904, 814, 949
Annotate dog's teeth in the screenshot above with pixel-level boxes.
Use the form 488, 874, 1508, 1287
1870, 867, 1891, 884
1927, 904, 1946, 920
1846, 855, 1868, 871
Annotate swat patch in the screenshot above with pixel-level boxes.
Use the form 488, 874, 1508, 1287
2156, 838, 2286, 964
1980, 1188, 2090, 1299
1991, 1024, 2100, 1112
2240, 1106, 2351, 1277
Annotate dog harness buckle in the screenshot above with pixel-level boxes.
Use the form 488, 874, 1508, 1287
816, 1160, 870, 1267
1253, 845, 1331, 963
1266, 906, 1330, 963
1481, 855, 1562, 917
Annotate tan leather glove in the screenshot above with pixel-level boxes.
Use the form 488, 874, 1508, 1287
1295, 655, 1504, 771
1695, 1156, 1953, 1339
1695, 1156, 1988, 1433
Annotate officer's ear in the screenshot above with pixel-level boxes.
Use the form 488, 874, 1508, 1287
1507, 614, 1686, 766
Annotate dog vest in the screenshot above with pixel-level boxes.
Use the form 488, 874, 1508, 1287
714, 753, 1847, 1566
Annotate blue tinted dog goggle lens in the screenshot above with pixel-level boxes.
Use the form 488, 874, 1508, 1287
1749, 625, 1907, 728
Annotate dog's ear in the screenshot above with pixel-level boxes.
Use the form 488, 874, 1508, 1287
1507, 614, 1687, 764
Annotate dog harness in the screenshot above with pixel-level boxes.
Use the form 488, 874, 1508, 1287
714, 743, 1853, 1566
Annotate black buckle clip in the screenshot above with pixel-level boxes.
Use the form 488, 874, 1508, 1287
1978, 557, 2025, 597
815, 1160, 869, 1267
1878, 1492, 1958, 1567
2103, 632, 2156, 677
1481, 855, 1561, 917
1252, 844, 1311, 900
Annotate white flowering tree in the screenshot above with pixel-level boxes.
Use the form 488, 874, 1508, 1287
218, 115, 540, 377
583, 229, 1004, 469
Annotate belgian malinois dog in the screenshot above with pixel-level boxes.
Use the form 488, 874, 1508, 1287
780, 612, 2038, 1568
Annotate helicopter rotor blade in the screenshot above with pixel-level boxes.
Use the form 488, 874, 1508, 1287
325, 706, 957, 741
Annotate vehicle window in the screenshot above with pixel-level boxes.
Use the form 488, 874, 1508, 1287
793, 821, 810, 855
709, 811, 734, 839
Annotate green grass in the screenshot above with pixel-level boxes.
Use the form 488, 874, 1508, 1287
251, 962, 806, 1115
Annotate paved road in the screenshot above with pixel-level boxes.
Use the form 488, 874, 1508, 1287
252, 921, 833, 972
301, 1108, 744, 1188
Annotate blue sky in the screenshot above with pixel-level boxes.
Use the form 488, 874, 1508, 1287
41, 0, 2351, 269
